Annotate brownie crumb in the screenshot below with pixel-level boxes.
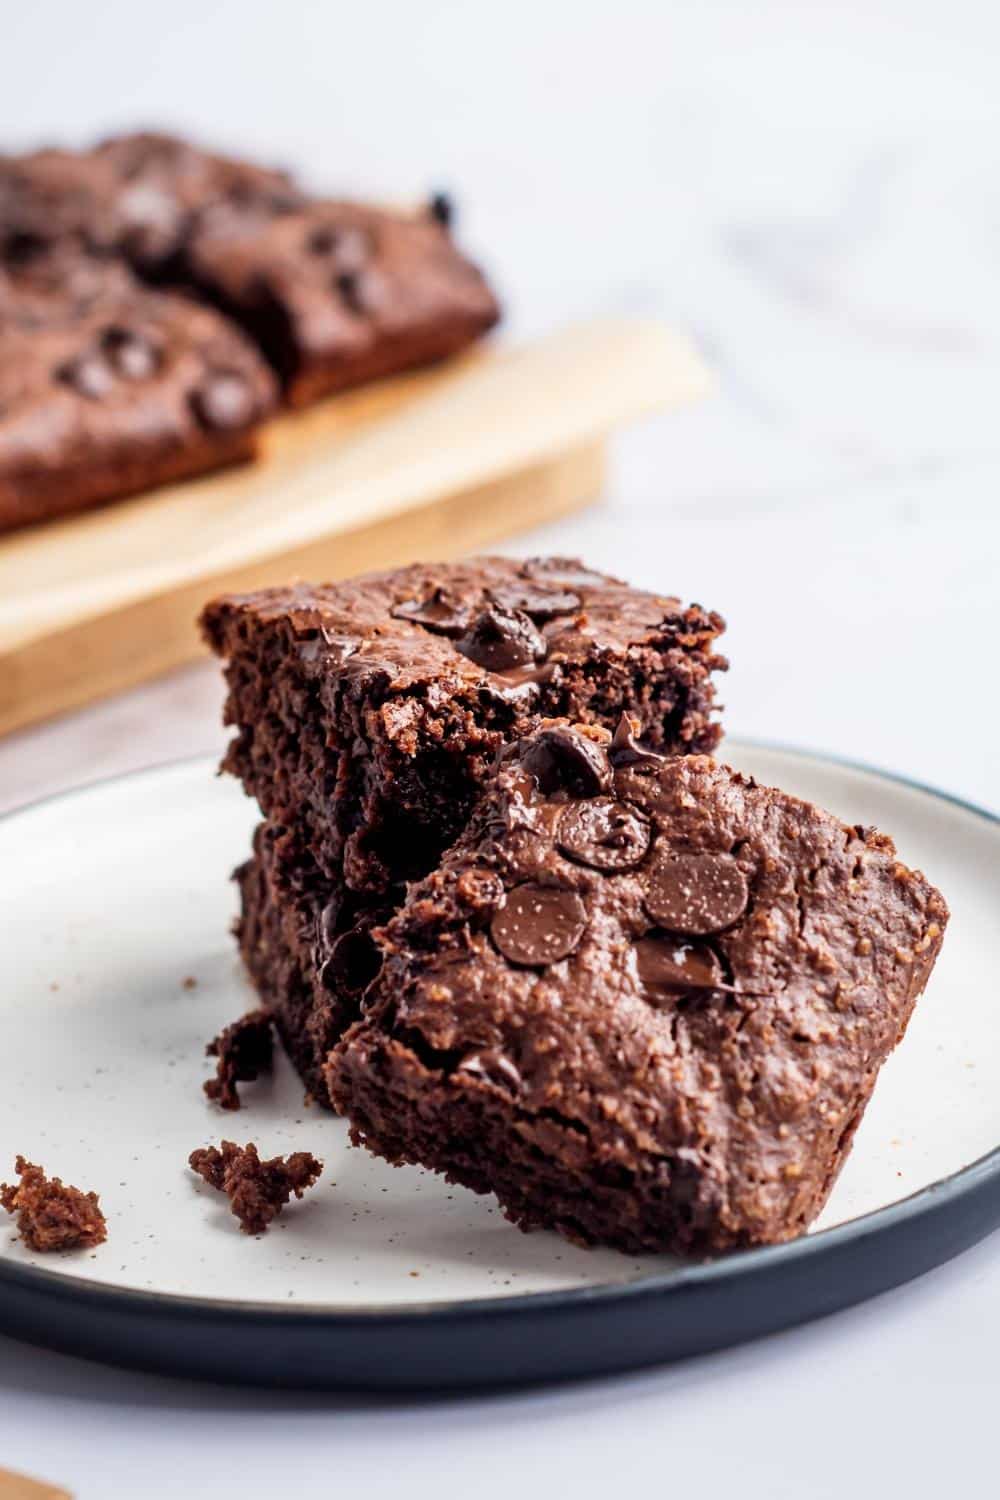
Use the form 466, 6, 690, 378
204, 1008, 274, 1110
0, 1156, 107, 1252
188, 1141, 322, 1234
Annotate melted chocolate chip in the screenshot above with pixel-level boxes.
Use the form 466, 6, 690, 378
521, 726, 612, 798
490, 884, 587, 966
390, 587, 471, 637
319, 928, 382, 994
644, 852, 749, 936
428, 191, 454, 229
488, 584, 582, 622
556, 798, 651, 871
298, 629, 358, 667
635, 935, 724, 1001
609, 714, 667, 768
457, 1048, 521, 1090
57, 351, 114, 400
101, 325, 159, 380
191, 370, 255, 430
455, 603, 546, 672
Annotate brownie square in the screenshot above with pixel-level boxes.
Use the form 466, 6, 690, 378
201, 557, 727, 897
183, 199, 500, 406
0, 265, 277, 532
327, 724, 948, 1254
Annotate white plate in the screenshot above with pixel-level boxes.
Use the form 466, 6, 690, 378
0, 745, 996, 1387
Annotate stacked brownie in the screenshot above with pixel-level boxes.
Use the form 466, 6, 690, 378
0, 131, 500, 532
203, 555, 948, 1254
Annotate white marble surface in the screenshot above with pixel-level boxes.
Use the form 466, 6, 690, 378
1, 2, 998, 1496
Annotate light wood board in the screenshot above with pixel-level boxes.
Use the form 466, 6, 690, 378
0, 320, 711, 736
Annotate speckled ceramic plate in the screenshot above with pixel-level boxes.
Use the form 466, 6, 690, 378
0, 744, 997, 1389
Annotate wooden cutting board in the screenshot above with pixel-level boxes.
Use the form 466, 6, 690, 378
0, 320, 710, 737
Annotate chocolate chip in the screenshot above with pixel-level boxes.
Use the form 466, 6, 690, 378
309, 225, 368, 275
335, 269, 366, 314
190, 371, 255, 430
428, 191, 454, 229
644, 852, 749, 935
635, 935, 724, 1000
488, 584, 582, 622
307, 225, 340, 255
455, 603, 546, 672
57, 351, 114, 400
609, 714, 667, 768
490, 884, 587, 966
390, 587, 471, 637
457, 1048, 521, 1090
556, 798, 651, 871
101, 325, 159, 380
319, 928, 381, 994
520, 726, 612, 798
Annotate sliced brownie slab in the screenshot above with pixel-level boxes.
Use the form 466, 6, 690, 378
327, 724, 948, 1254
201, 557, 727, 896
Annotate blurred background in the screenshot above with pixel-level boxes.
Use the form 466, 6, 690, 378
1, 0, 997, 808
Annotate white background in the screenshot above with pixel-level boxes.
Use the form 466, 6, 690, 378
0, 2, 998, 1495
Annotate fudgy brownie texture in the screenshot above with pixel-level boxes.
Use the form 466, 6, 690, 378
204, 1007, 275, 1110
0, 272, 277, 532
235, 823, 390, 1103
188, 1141, 323, 1235
1, 1157, 107, 1251
202, 557, 727, 899
327, 722, 948, 1254
183, 198, 500, 406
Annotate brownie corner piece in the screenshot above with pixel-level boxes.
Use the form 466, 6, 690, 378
185, 197, 501, 406
200, 557, 727, 895
327, 724, 947, 1255
0, 272, 277, 532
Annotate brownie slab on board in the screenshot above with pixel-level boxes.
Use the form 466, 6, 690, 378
202, 557, 727, 898
183, 198, 500, 406
327, 723, 948, 1254
0, 266, 277, 532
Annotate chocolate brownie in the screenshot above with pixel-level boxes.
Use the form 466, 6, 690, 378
326, 723, 948, 1253
1, 1157, 107, 1251
183, 198, 500, 406
0, 148, 122, 263
94, 131, 304, 276
0, 134, 302, 276
0, 275, 277, 532
234, 823, 390, 1102
188, 1140, 322, 1235
202, 557, 727, 897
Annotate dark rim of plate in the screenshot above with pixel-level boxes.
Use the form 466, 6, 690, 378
0, 741, 996, 1327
